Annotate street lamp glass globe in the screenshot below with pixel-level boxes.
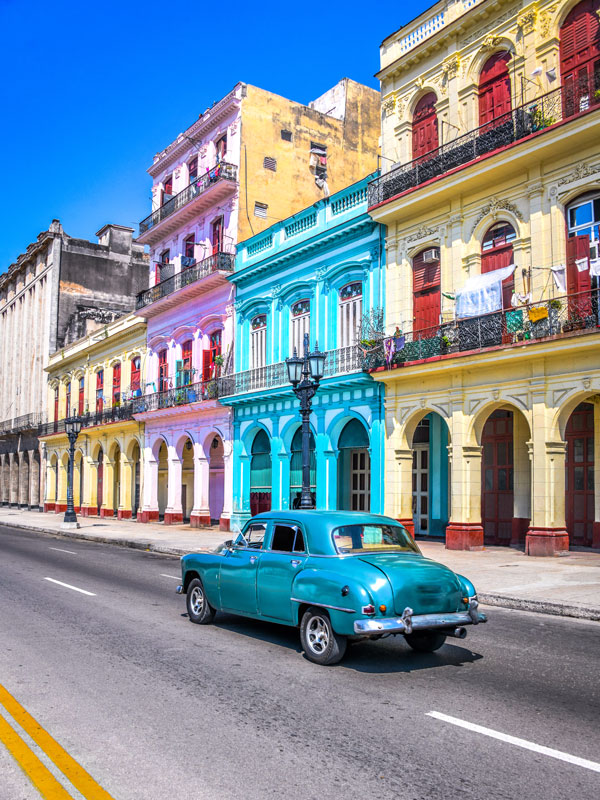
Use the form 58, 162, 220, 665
308, 345, 325, 380
286, 351, 304, 385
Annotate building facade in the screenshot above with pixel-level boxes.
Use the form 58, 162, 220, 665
220, 175, 385, 528
0, 222, 147, 510
41, 313, 147, 519
369, 0, 600, 554
133, 80, 380, 530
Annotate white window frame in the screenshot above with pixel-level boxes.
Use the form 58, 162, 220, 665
250, 315, 267, 369
290, 299, 310, 356
338, 282, 363, 348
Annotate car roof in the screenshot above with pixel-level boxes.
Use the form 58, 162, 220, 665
246, 510, 405, 556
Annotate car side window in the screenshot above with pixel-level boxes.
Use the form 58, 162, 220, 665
271, 524, 305, 553
243, 523, 266, 549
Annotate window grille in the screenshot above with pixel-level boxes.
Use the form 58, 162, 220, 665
263, 156, 277, 171
254, 202, 268, 219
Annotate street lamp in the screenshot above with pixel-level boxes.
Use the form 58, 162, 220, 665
286, 332, 326, 509
63, 415, 83, 527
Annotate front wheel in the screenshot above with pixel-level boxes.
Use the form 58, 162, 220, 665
404, 631, 447, 653
300, 607, 347, 665
186, 577, 215, 625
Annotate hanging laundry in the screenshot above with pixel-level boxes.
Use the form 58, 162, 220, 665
511, 291, 531, 306
394, 334, 406, 352
384, 338, 395, 368
575, 257, 589, 273
528, 305, 549, 323
309, 153, 318, 168
589, 258, 600, 277
550, 264, 566, 292
455, 264, 516, 318
319, 155, 327, 166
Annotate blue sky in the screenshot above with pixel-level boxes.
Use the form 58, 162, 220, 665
0, 0, 431, 270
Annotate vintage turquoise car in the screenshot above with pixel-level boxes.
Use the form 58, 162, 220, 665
177, 511, 487, 665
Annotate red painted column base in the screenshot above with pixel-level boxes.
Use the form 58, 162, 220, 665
54, 504, 67, 514
511, 517, 530, 547
445, 523, 484, 551
137, 510, 159, 523
164, 512, 183, 526
190, 513, 211, 528
396, 518, 415, 536
43, 502, 55, 512
80, 506, 94, 517
219, 517, 231, 532
525, 527, 569, 556
100, 507, 115, 518
117, 509, 132, 520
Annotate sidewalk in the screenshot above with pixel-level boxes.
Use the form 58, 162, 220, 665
1, 508, 599, 621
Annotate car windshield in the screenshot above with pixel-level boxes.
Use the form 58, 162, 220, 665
332, 524, 420, 555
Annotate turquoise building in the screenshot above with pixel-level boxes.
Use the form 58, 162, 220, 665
220, 174, 386, 527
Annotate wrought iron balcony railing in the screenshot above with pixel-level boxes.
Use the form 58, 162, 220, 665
0, 412, 44, 435
136, 252, 235, 310
366, 290, 600, 372
131, 378, 225, 413
38, 404, 135, 437
220, 345, 364, 397
139, 162, 237, 235
369, 80, 600, 207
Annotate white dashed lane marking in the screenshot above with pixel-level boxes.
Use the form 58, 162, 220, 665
43, 578, 96, 596
49, 547, 78, 555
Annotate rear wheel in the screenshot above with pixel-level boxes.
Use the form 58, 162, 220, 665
300, 607, 347, 665
186, 577, 215, 625
404, 631, 447, 652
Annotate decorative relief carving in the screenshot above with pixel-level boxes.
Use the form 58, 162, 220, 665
583, 377, 592, 390
492, 389, 500, 400
315, 267, 327, 281
462, 5, 520, 45
406, 225, 439, 243
174, 168, 181, 180
382, 94, 396, 116
442, 55, 461, 79
469, 398, 482, 414
517, 7, 538, 34
558, 162, 600, 186
481, 34, 502, 51
539, 5, 557, 37
471, 197, 523, 233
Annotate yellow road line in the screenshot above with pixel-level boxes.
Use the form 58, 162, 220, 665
0, 713, 74, 800
0, 683, 116, 800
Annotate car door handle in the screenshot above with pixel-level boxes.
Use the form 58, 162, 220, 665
290, 559, 301, 567
249, 556, 258, 564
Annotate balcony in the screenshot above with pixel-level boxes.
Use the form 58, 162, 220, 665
38, 404, 135, 438
131, 379, 225, 415
366, 291, 600, 373
369, 81, 600, 208
220, 345, 364, 397
138, 162, 238, 245
135, 252, 235, 317
0, 412, 43, 436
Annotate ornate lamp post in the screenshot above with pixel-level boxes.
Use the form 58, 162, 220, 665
286, 333, 326, 509
63, 415, 83, 527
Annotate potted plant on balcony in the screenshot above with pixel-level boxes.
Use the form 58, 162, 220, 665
206, 379, 219, 399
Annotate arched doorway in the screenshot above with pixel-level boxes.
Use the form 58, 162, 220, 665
412, 247, 441, 337
112, 445, 121, 517
411, 414, 449, 536
290, 427, 316, 509
250, 430, 271, 516
479, 51, 512, 127
560, 0, 600, 116
482, 410, 514, 544
565, 402, 595, 546
209, 436, 225, 523
97, 448, 104, 515
157, 441, 168, 519
412, 92, 438, 160
131, 442, 141, 519
181, 439, 194, 523
338, 419, 370, 511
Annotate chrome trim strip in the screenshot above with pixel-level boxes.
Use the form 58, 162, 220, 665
290, 598, 356, 613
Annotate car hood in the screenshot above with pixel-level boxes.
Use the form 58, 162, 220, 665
358, 553, 464, 615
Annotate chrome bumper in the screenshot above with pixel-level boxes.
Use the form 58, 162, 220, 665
353, 598, 487, 636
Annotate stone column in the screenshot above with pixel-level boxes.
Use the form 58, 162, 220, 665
118, 452, 133, 519
190, 453, 210, 528
220, 440, 233, 531
0, 455, 8, 505
9, 453, 19, 507
164, 446, 183, 525
393, 448, 415, 535
511, 415, 532, 546
139, 444, 159, 523
18, 452, 29, 508
29, 450, 40, 510
80, 455, 96, 517
44, 456, 56, 512
446, 444, 484, 551
100, 455, 115, 518
38, 442, 46, 513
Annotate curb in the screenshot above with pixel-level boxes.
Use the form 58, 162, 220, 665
2, 521, 599, 622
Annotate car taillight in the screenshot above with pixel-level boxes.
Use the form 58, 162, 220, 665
362, 604, 375, 615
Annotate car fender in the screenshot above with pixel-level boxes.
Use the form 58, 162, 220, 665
181, 554, 222, 609
455, 573, 476, 598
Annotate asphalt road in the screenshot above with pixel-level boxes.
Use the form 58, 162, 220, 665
0, 526, 599, 800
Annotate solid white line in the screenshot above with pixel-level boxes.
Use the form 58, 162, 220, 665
427, 711, 600, 774
43, 577, 96, 596
49, 547, 77, 555
160, 574, 180, 580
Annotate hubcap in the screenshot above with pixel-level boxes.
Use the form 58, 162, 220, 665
306, 615, 329, 654
189, 585, 204, 616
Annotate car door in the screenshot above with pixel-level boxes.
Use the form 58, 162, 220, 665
257, 522, 308, 622
219, 522, 266, 614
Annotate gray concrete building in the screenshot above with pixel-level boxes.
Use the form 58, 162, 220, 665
0, 221, 147, 509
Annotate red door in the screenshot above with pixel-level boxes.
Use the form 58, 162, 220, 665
202, 350, 212, 382
97, 450, 104, 516
161, 175, 172, 205
479, 52, 512, 127
482, 410, 514, 545
566, 402, 594, 546
158, 350, 168, 393
412, 250, 441, 337
211, 217, 223, 255
560, 0, 600, 116
412, 93, 439, 161
481, 222, 515, 311
78, 377, 85, 415
566, 234, 592, 319
112, 363, 121, 406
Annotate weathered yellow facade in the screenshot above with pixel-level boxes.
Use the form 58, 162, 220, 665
41, 313, 147, 519
370, 0, 600, 554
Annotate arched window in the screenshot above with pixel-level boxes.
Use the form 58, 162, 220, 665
481, 222, 516, 309
250, 315, 267, 369
158, 349, 169, 393
560, 0, 600, 115
412, 93, 439, 160
202, 331, 221, 381
479, 51, 512, 127
290, 427, 316, 508
96, 370, 104, 414
338, 282, 362, 348
250, 430, 271, 515
112, 363, 121, 406
565, 192, 598, 312
130, 357, 141, 396
290, 299, 310, 356
412, 247, 441, 335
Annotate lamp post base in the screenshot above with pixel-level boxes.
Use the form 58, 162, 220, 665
61, 521, 80, 530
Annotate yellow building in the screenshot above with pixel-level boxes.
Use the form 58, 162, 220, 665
369, 0, 600, 554
41, 313, 147, 519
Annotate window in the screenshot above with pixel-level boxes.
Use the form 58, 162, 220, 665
112, 363, 121, 405
130, 357, 141, 395
566, 193, 599, 309
215, 134, 227, 162
156, 249, 170, 284
211, 217, 223, 254
412, 249, 441, 335
560, 0, 600, 116
239, 523, 266, 549
158, 349, 169, 393
96, 370, 104, 414
412, 93, 439, 160
54, 386, 59, 422
263, 156, 277, 171
160, 249, 170, 264
290, 298, 310, 356
188, 156, 198, 183
271, 524, 306, 553
478, 51, 512, 127
183, 234, 195, 264
254, 202, 268, 218
567, 192, 600, 241
338, 282, 362, 347
310, 142, 327, 178
481, 222, 517, 310
281, 129, 293, 141
65, 381, 71, 418
177, 340, 193, 386
202, 330, 221, 381
161, 175, 173, 205
332, 524, 419, 555
78, 376, 85, 415
250, 315, 267, 369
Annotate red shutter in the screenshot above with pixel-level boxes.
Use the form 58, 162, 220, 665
202, 350, 212, 382
211, 217, 223, 254
412, 93, 439, 161
479, 52, 512, 126
413, 251, 441, 334
130, 359, 140, 393
78, 378, 85, 414
54, 388, 59, 422
566, 234, 592, 317
560, 0, 600, 113
112, 363, 121, 404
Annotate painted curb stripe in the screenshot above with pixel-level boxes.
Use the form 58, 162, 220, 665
0, 684, 116, 799
43, 578, 96, 596
427, 711, 600, 773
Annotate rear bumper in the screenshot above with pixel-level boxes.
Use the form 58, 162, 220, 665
353, 598, 487, 636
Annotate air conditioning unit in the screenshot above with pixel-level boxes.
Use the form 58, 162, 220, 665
422, 248, 440, 263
